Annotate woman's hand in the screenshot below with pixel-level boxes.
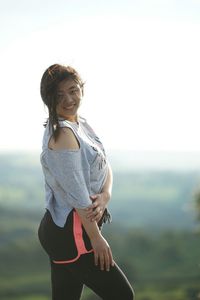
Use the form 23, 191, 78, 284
75, 207, 114, 271
86, 192, 110, 222
90, 234, 115, 271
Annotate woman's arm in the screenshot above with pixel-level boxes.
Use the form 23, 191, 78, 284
86, 162, 113, 222
75, 207, 114, 271
102, 161, 113, 200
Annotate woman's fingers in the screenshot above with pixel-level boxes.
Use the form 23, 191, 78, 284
104, 249, 110, 271
104, 246, 114, 271
86, 205, 104, 221
94, 251, 98, 266
99, 253, 105, 271
95, 206, 101, 213
92, 236, 114, 271
91, 209, 103, 222
95, 248, 114, 271
87, 193, 107, 220
86, 207, 100, 218
86, 197, 99, 212
108, 247, 115, 267
86, 200, 99, 215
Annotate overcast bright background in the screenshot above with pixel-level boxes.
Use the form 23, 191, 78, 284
1, 0, 200, 152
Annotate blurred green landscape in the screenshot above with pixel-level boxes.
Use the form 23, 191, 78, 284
0, 152, 200, 300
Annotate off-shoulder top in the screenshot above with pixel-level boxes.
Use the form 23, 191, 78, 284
40, 116, 109, 227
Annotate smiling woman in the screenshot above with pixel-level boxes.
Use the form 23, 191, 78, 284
38, 64, 134, 300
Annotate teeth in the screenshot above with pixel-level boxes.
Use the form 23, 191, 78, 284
64, 105, 74, 109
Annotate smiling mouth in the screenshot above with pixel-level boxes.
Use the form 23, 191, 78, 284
64, 104, 75, 110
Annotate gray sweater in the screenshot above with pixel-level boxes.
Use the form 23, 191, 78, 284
40, 116, 108, 227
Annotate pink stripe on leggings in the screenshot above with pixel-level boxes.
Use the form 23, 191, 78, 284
53, 211, 93, 264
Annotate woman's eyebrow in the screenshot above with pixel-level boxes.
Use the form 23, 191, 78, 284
57, 85, 78, 93
68, 85, 78, 90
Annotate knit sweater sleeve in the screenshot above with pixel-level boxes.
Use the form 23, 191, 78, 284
42, 149, 92, 209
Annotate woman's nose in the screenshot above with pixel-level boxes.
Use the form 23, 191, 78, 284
63, 94, 73, 104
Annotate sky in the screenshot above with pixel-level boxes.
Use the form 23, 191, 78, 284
1, 0, 200, 152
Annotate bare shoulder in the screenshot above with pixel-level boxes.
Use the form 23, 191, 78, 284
48, 127, 80, 150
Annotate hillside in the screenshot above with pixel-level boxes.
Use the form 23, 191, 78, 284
0, 152, 200, 300
0, 151, 199, 230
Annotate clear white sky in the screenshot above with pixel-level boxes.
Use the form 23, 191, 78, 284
1, 0, 200, 152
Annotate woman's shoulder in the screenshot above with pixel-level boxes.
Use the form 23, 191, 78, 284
48, 127, 80, 151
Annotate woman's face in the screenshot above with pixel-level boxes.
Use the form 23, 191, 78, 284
56, 78, 82, 121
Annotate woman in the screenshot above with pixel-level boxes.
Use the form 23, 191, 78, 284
38, 64, 134, 300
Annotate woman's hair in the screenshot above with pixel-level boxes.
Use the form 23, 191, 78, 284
40, 64, 84, 141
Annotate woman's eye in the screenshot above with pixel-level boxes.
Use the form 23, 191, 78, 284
57, 89, 79, 99
70, 89, 78, 94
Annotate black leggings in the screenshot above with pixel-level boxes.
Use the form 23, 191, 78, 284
50, 252, 134, 300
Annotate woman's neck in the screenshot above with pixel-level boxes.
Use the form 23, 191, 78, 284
58, 114, 79, 123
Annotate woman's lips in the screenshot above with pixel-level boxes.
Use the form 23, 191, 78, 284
64, 104, 75, 110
